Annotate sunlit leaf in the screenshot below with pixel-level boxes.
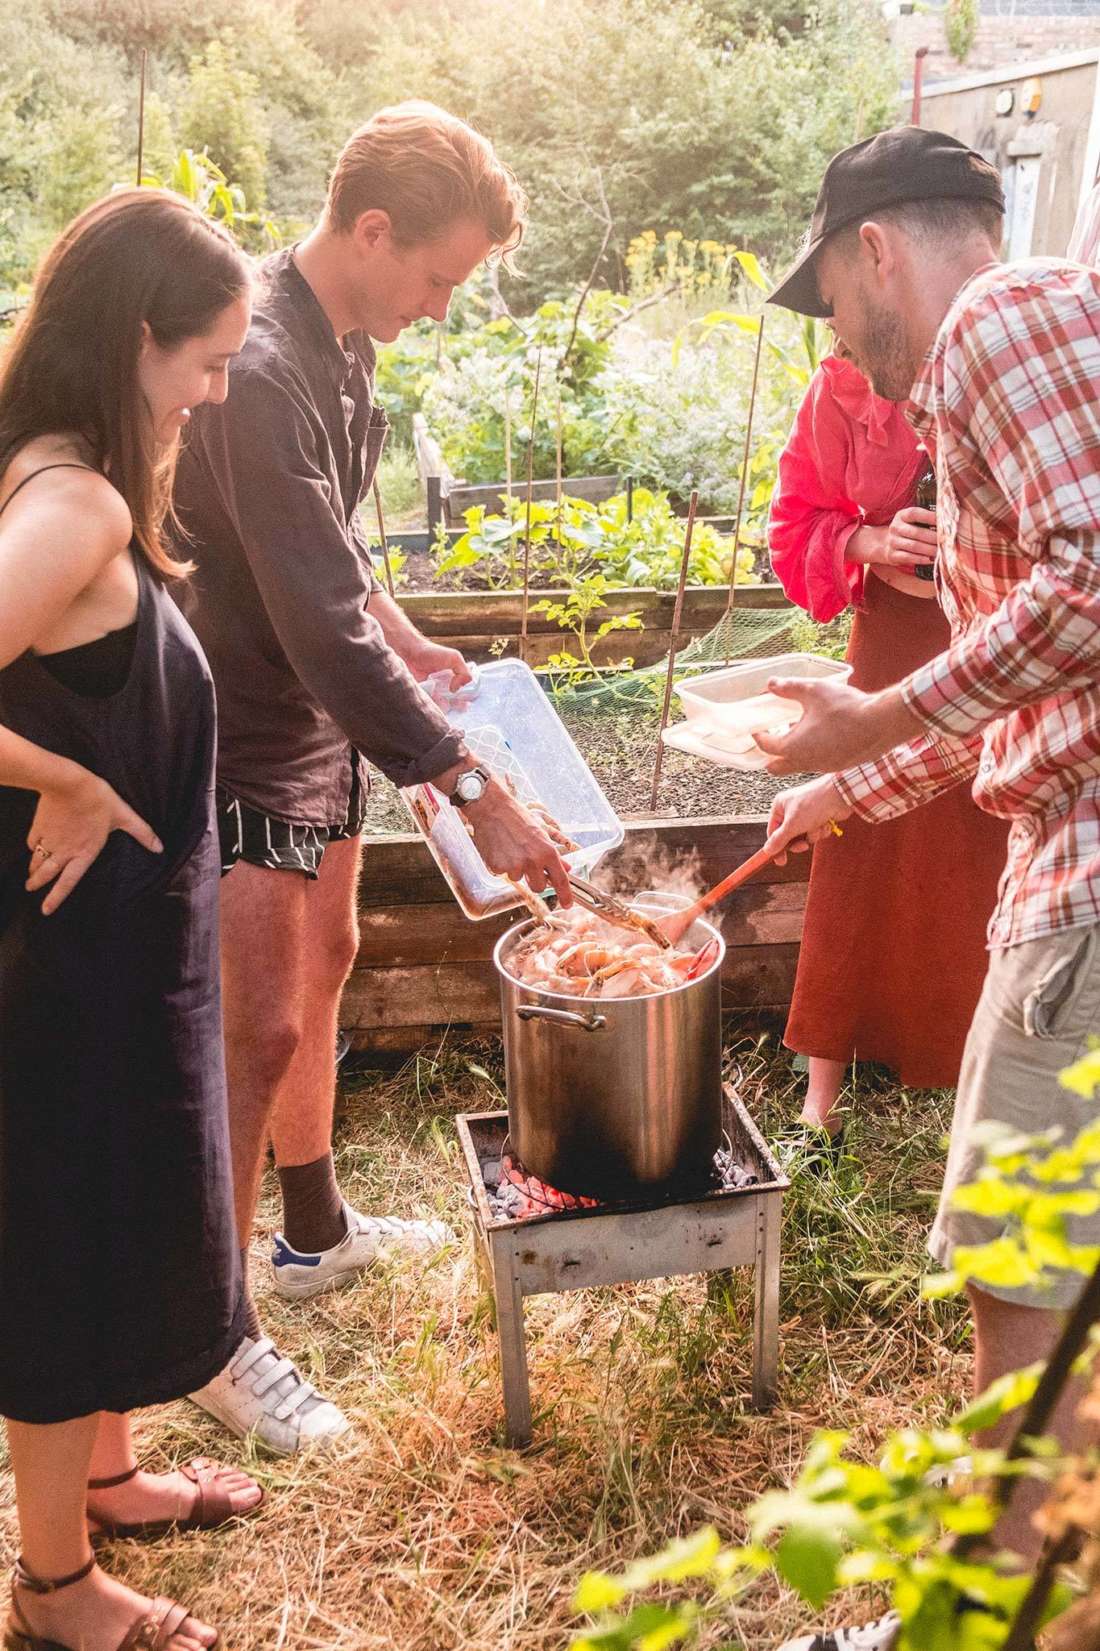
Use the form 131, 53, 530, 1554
733, 249, 768, 289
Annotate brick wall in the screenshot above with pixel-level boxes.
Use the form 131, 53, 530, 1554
894, 10, 1100, 84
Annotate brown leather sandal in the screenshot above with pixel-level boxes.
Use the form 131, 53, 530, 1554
4, 1554, 217, 1651
86, 1458, 264, 1542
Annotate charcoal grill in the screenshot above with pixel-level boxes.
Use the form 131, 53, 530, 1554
457, 1083, 787, 1446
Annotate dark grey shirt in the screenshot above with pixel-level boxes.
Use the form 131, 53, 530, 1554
172, 249, 462, 825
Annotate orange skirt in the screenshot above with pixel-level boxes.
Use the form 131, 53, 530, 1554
783, 574, 1009, 1088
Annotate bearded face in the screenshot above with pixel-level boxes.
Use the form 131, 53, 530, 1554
816, 239, 918, 403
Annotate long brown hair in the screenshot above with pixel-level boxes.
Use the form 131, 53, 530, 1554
0, 189, 250, 578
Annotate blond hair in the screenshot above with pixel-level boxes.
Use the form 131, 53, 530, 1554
326, 101, 527, 261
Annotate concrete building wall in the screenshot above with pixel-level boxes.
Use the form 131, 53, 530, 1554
903, 53, 1100, 255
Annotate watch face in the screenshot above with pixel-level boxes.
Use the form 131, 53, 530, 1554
456, 770, 485, 802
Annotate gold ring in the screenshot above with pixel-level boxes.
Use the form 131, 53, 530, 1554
32, 842, 52, 861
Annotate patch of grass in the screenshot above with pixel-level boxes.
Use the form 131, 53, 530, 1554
374, 440, 424, 529
0, 1023, 970, 1649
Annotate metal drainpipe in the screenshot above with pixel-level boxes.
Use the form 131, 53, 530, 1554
911, 45, 929, 126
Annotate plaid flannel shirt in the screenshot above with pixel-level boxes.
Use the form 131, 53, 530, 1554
834, 260, 1100, 949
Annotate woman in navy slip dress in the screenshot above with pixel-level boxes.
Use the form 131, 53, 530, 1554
0, 191, 262, 1651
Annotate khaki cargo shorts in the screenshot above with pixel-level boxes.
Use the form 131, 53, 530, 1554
928, 922, 1100, 1310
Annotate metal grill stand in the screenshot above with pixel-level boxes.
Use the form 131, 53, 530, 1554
457, 1085, 787, 1447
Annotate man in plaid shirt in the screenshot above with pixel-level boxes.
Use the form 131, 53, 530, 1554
759, 127, 1100, 1651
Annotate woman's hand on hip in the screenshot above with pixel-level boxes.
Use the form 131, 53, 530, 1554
26, 764, 162, 914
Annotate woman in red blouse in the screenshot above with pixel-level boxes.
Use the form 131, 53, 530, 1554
768, 342, 1008, 1151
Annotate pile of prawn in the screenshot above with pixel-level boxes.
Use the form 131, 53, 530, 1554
506, 906, 700, 1000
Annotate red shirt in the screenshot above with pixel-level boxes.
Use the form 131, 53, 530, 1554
768, 355, 924, 622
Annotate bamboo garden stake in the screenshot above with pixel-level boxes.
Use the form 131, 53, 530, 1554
503, 389, 512, 505
649, 489, 699, 811
519, 349, 543, 664
555, 388, 564, 552
135, 48, 148, 186
371, 480, 397, 598
724, 313, 765, 662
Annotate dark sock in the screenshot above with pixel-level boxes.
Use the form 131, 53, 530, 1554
239, 1248, 263, 1341
277, 1153, 347, 1254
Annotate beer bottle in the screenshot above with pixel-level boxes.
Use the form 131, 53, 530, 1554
913, 450, 936, 582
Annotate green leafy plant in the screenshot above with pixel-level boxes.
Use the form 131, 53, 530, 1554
532, 573, 643, 684
179, 37, 268, 210
568, 1046, 1100, 1650
789, 610, 853, 663
945, 0, 979, 65
433, 488, 756, 594
138, 147, 280, 249
416, 290, 628, 487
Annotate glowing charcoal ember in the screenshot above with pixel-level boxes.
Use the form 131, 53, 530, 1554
480, 1138, 758, 1224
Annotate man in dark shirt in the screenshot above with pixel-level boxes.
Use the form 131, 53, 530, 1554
174, 102, 571, 1453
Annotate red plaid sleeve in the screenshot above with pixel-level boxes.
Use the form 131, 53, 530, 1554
834, 727, 982, 821
903, 272, 1100, 737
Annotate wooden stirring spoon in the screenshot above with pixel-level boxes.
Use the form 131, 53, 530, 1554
654, 844, 777, 948
657, 816, 844, 948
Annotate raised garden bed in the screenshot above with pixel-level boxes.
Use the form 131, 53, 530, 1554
399, 581, 792, 667
348, 815, 808, 1055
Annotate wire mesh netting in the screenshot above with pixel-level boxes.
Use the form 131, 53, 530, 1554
547, 600, 797, 712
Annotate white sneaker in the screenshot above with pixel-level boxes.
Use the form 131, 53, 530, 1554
270, 1200, 454, 1301
189, 1335, 352, 1456
778, 1614, 901, 1651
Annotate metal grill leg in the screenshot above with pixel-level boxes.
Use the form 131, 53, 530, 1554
752, 1194, 780, 1410
491, 1241, 533, 1447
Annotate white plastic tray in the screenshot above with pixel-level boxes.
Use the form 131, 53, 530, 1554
675, 654, 851, 721
665, 654, 852, 771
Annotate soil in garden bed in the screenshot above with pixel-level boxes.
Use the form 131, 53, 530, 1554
361, 701, 800, 834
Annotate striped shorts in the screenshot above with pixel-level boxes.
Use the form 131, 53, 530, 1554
216, 761, 367, 879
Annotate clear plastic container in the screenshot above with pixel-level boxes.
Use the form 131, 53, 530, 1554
401, 659, 624, 919
663, 653, 852, 771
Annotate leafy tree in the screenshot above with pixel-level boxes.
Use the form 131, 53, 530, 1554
180, 39, 268, 210
16, 0, 899, 299
357, 0, 897, 303
0, 0, 130, 281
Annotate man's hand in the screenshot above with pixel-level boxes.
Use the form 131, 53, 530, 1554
755, 678, 924, 776
365, 588, 473, 693
405, 638, 473, 694
764, 777, 851, 864
463, 777, 574, 906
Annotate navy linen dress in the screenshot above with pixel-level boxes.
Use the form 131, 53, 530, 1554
0, 471, 244, 1422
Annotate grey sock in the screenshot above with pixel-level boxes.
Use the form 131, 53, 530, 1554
277, 1152, 347, 1254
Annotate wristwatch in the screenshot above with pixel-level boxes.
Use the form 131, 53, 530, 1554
449, 766, 491, 809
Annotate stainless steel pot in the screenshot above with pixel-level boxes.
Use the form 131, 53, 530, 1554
494, 892, 725, 1198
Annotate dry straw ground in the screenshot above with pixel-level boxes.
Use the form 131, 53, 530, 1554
0, 1020, 971, 1650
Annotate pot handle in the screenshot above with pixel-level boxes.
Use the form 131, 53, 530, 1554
516, 1004, 607, 1032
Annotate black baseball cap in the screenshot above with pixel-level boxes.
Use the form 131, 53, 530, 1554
767, 125, 1005, 317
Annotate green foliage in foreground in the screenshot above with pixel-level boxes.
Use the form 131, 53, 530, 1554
569, 1045, 1100, 1649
